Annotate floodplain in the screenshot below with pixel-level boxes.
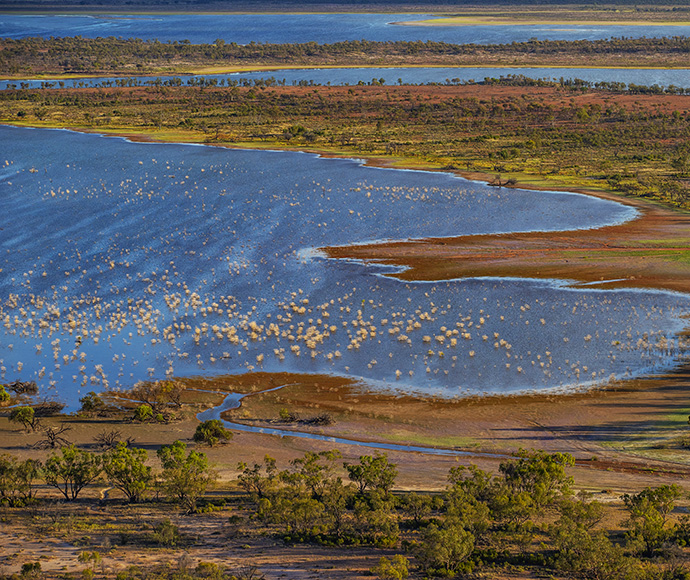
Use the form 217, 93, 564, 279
2, 11, 690, 580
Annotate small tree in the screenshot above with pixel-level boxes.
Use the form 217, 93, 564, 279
259, 490, 325, 537
623, 485, 682, 555
237, 455, 278, 500
499, 449, 574, 510
44, 445, 102, 501
321, 477, 355, 538
130, 380, 182, 411
344, 452, 398, 496
401, 492, 432, 527
0, 454, 41, 504
152, 518, 181, 546
78, 391, 106, 416
0, 385, 10, 405
353, 491, 400, 547
10, 406, 39, 432
103, 442, 152, 502
157, 440, 216, 512
132, 404, 154, 423
193, 419, 232, 447
416, 522, 475, 575
492, 449, 574, 527
550, 516, 630, 579
291, 450, 341, 500
33, 423, 72, 449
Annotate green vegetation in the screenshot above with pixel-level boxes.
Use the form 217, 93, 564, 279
157, 440, 217, 513
102, 442, 153, 502
372, 554, 410, 580
151, 518, 182, 547
132, 403, 155, 423
9, 406, 39, 432
0, 441, 689, 577
0, 453, 41, 506
193, 419, 232, 447
3, 78, 690, 211
43, 445, 103, 501
3, 37, 690, 77
78, 391, 107, 417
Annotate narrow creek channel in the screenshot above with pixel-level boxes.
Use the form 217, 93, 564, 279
196, 385, 504, 458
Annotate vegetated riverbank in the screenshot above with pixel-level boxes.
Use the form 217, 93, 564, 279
4, 37, 690, 77
3, 81, 690, 210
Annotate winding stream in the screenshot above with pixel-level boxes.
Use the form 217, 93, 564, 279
196, 385, 502, 457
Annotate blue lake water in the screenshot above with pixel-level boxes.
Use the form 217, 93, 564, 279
4, 66, 690, 91
1, 125, 688, 410
3, 13, 690, 44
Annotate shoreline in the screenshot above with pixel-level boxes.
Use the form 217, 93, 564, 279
397, 16, 690, 26
2, 122, 690, 479
177, 368, 690, 483
6, 120, 689, 296
324, 172, 690, 295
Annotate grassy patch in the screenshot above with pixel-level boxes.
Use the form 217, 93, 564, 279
377, 431, 482, 449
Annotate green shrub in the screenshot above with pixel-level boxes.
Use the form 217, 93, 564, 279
152, 519, 181, 547
193, 419, 232, 447
132, 404, 154, 422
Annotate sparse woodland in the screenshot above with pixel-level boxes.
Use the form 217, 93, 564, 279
1, 434, 690, 579
3, 78, 690, 211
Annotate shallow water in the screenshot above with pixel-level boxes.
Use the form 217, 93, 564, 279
196, 385, 503, 457
0, 125, 688, 411
3, 13, 690, 44
5, 66, 690, 91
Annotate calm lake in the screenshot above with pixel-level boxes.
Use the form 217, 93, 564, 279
3, 13, 690, 44
1, 125, 688, 410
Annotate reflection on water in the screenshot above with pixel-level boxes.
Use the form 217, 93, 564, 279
0, 125, 688, 410
4, 67, 690, 91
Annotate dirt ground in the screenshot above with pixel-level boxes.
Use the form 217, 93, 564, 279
327, 180, 690, 294
2, 366, 690, 579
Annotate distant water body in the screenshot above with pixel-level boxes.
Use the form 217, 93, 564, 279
4, 66, 690, 91
3, 13, 690, 44
0, 125, 688, 411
